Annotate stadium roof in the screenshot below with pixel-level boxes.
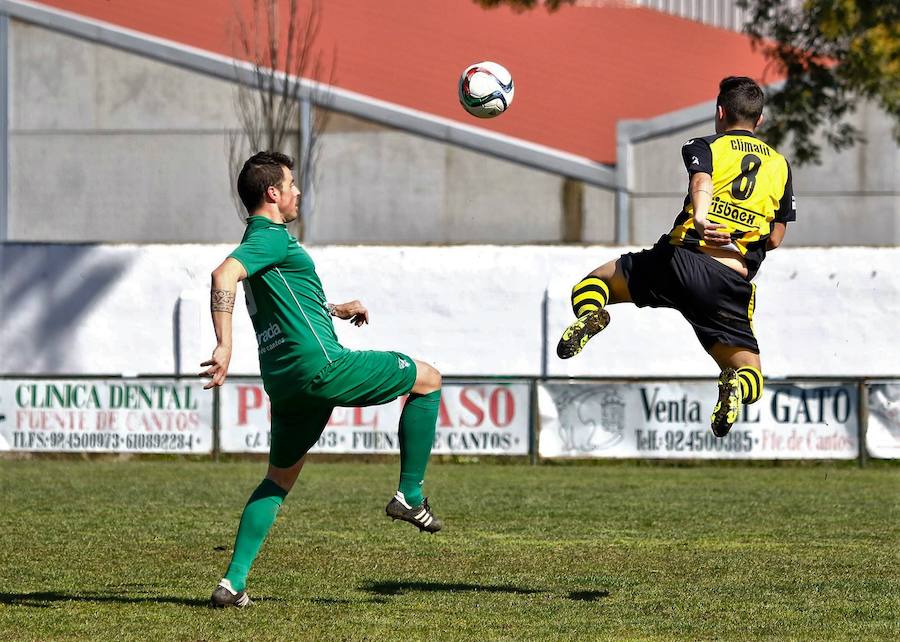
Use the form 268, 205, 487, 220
17, 0, 778, 166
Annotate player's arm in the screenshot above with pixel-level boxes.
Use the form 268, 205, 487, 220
202, 229, 288, 388
682, 138, 729, 246
201, 258, 247, 389
327, 300, 369, 327
767, 222, 787, 250
768, 162, 795, 251
690, 172, 730, 246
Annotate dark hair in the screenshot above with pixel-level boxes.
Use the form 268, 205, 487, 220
236, 151, 295, 213
717, 76, 764, 126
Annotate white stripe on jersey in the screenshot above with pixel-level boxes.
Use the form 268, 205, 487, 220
274, 267, 333, 364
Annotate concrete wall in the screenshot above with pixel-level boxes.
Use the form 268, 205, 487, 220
9, 20, 248, 243
8, 20, 616, 245
628, 102, 900, 246
7, 19, 897, 247
310, 113, 601, 244
2, 243, 898, 379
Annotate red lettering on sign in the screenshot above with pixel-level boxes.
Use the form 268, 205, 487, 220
326, 407, 377, 428
489, 388, 515, 427
16, 409, 89, 431
459, 387, 485, 427
438, 397, 452, 428
237, 386, 263, 425
353, 407, 378, 427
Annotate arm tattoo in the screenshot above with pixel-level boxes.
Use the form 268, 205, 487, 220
211, 289, 235, 314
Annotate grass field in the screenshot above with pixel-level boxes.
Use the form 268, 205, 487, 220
0, 459, 897, 641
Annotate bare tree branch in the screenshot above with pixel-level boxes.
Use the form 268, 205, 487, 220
226, 0, 334, 238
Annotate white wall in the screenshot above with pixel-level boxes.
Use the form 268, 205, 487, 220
1, 244, 897, 379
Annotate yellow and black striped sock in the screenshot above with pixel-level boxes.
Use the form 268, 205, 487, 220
736, 366, 763, 404
571, 276, 609, 317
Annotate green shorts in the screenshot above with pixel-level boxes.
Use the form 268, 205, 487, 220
268, 350, 418, 468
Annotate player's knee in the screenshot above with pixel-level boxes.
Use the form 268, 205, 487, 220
266, 459, 304, 492
736, 366, 764, 404
426, 366, 442, 392
415, 362, 441, 394
570, 275, 610, 317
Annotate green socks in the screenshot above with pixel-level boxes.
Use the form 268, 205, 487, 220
398, 389, 441, 507
222, 391, 440, 590
223, 478, 288, 592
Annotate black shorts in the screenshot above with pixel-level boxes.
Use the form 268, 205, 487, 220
619, 237, 759, 353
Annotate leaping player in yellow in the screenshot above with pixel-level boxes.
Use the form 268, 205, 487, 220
557, 76, 796, 438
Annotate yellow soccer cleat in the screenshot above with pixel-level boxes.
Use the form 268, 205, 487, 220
711, 368, 742, 437
556, 309, 611, 359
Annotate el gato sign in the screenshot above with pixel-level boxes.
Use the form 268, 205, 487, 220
539, 381, 858, 460
219, 380, 531, 455
0, 379, 213, 453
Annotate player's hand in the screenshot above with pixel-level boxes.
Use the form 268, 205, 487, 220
694, 217, 732, 246
332, 300, 369, 327
200, 344, 232, 389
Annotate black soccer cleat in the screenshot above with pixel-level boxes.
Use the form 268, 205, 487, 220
556, 308, 611, 359
385, 494, 442, 533
209, 579, 253, 609
711, 368, 742, 438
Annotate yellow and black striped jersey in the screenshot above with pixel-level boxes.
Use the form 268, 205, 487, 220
668, 130, 796, 279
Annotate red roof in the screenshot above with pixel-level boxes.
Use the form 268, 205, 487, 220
32, 0, 778, 164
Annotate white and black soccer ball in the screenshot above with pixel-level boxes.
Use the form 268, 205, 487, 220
458, 61, 514, 119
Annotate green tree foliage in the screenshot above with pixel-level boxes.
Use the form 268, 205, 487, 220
741, 0, 900, 164
474, 0, 900, 164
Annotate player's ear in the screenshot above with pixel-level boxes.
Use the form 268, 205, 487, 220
716, 104, 726, 121
755, 113, 764, 129
265, 184, 279, 203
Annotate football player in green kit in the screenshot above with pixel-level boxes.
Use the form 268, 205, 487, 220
203, 152, 443, 608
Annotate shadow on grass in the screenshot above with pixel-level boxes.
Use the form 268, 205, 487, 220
363, 581, 611, 602
568, 590, 610, 601
363, 580, 543, 597
0, 590, 275, 608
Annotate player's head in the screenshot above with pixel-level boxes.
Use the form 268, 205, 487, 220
715, 76, 764, 133
237, 151, 301, 222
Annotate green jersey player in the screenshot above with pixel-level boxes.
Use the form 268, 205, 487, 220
202, 152, 443, 608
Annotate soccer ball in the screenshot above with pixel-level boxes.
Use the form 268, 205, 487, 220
458, 61, 514, 118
